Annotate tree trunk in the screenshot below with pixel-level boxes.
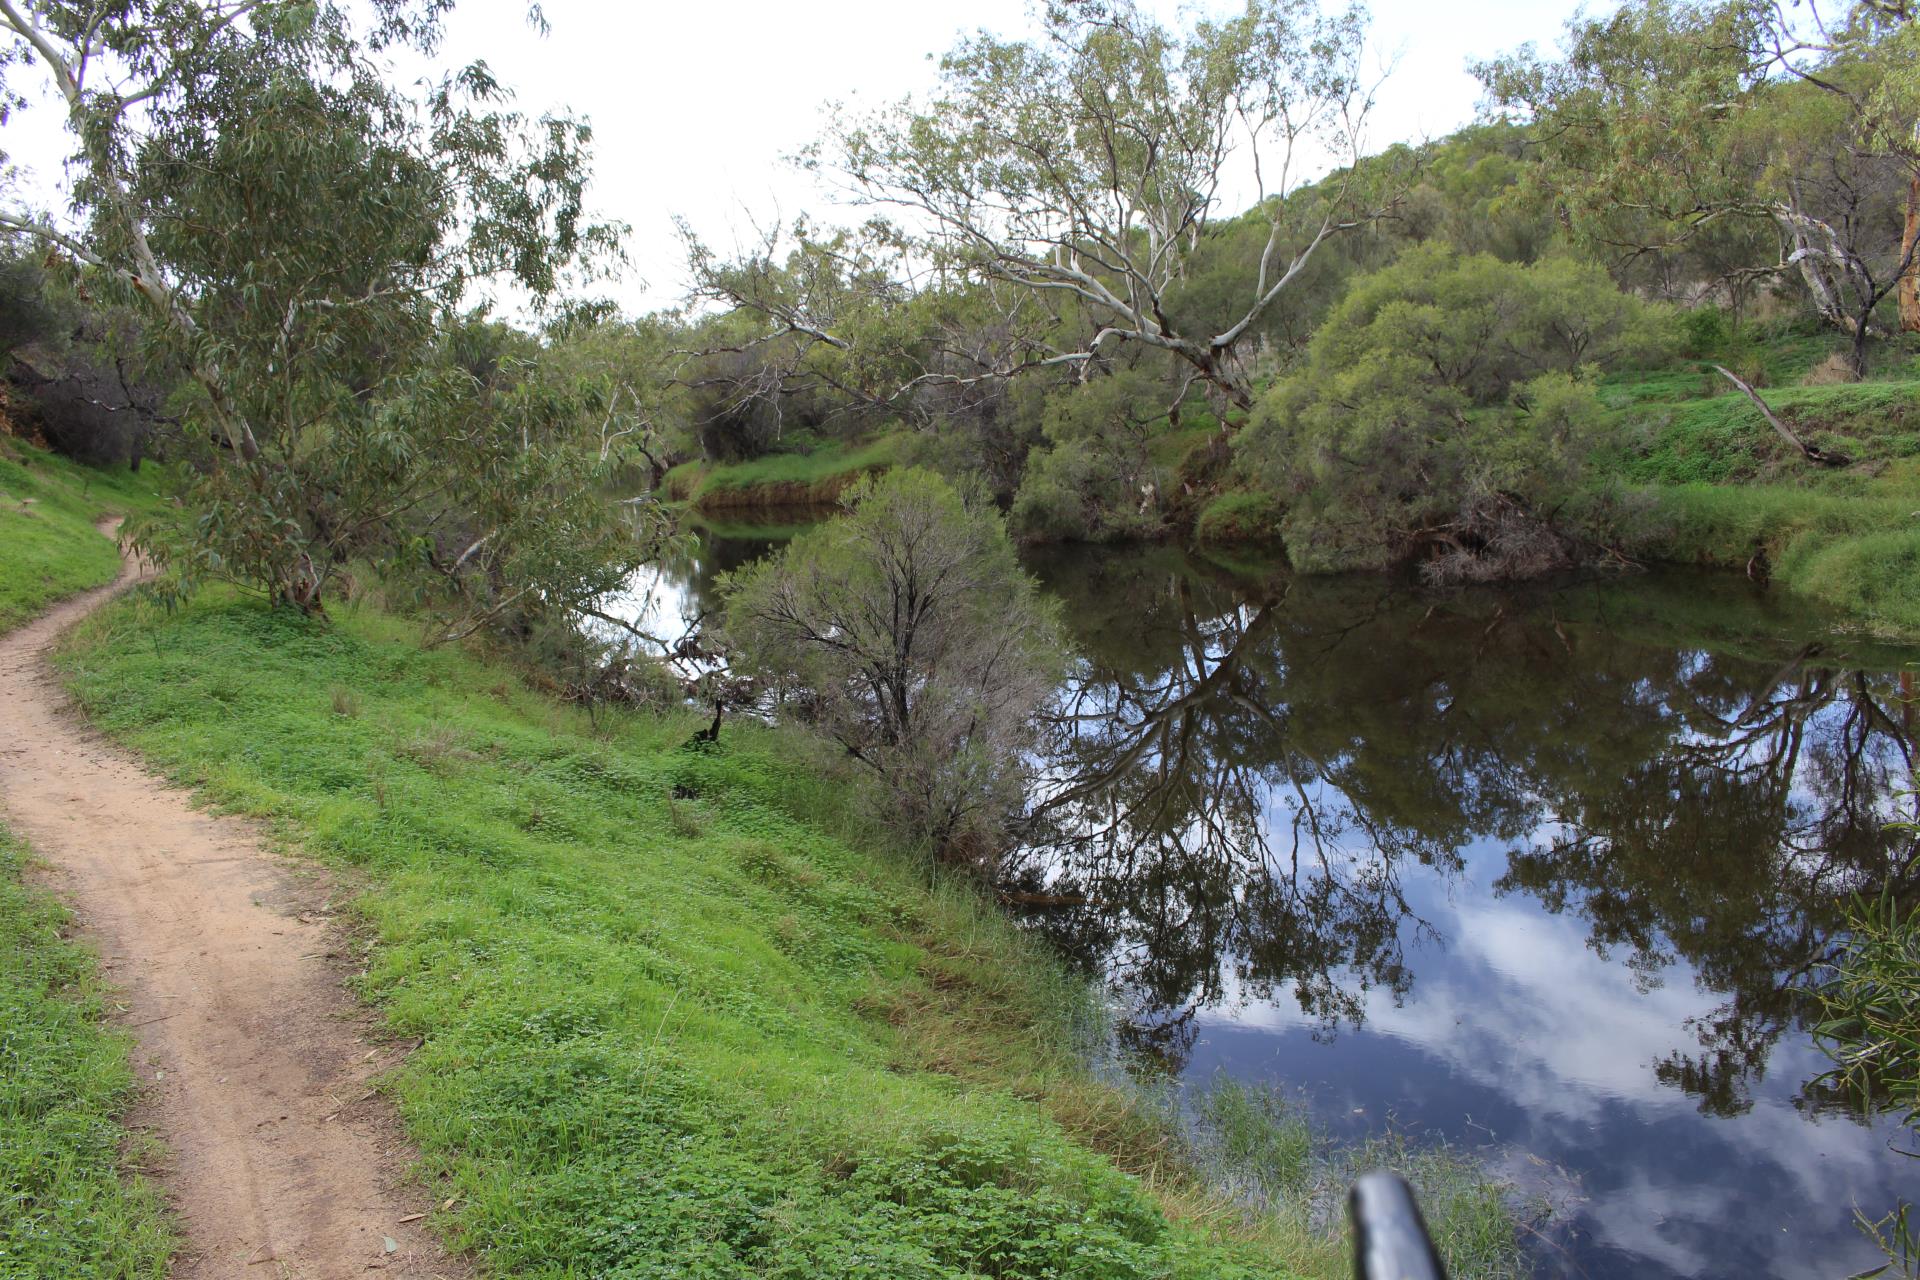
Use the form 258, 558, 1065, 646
1902, 177, 1920, 333
1851, 321, 1872, 379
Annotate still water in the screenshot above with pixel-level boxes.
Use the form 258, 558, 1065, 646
624, 525, 1920, 1279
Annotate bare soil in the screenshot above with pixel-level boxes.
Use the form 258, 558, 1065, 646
0, 528, 465, 1279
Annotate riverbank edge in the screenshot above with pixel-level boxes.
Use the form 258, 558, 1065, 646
55, 580, 1387, 1278
4, 439, 1524, 1276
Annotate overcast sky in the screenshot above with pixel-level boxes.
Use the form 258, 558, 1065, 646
1, 0, 1598, 316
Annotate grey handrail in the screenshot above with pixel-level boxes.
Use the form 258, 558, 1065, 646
1349, 1170, 1447, 1280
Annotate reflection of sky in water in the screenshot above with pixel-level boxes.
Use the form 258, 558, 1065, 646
596, 563, 697, 644
1190, 831, 1912, 1279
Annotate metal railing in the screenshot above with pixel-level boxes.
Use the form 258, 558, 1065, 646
1349, 1170, 1447, 1280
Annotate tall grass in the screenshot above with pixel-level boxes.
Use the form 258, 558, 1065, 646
1622, 484, 1920, 635
669, 436, 907, 510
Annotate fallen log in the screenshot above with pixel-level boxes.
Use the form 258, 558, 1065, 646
1712, 364, 1849, 466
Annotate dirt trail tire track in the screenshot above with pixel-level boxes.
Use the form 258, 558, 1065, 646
0, 529, 464, 1280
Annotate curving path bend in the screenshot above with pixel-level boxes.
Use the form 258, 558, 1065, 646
0, 526, 463, 1279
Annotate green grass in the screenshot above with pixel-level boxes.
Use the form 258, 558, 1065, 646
670, 436, 908, 511
0, 441, 168, 629
58, 592, 1374, 1279
1602, 381, 1920, 486
0, 821, 175, 1279
1194, 491, 1287, 545
1574, 340, 1920, 636
1620, 483, 1920, 635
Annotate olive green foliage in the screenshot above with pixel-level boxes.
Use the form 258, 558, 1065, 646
1237, 244, 1672, 573
824, 0, 1378, 410
58, 593, 1291, 1280
1194, 490, 1287, 544
0, 822, 175, 1279
725, 469, 1063, 853
0, 442, 168, 630
1013, 369, 1177, 543
1480, 0, 1920, 372
3, 2, 652, 625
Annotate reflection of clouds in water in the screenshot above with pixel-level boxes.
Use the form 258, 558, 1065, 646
1205, 859, 1905, 1276
1215, 883, 1709, 1120
593, 564, 697, 645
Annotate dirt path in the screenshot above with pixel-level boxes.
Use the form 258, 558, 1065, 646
0, 528, 463, 1280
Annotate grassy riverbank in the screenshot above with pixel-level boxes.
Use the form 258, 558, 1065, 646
665, 435, 906, 512
1591, 350, 1920, 637
0, 439, 1524, 1276
56, 584, 1524, 1279
54, 591, 1305, 1278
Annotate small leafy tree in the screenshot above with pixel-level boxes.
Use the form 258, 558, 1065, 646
722, 469, 1062, 858
1237, 243, 1671, 575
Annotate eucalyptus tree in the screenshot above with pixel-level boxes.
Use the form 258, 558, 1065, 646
1481, 0, 1920, 371
0, 0, 655, 625
763, 0, 1387, 417
680, 218, 1078, 470
675, 0, 1382, 422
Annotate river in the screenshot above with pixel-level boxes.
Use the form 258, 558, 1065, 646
614, 521, 1920, 1279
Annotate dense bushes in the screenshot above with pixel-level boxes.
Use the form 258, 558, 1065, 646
1012, 370, 1178, 544
1235, 245, 1672, 576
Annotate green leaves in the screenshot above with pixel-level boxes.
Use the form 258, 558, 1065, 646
7, 1, 636, 621
1236, 243, 1672, 573
723, 469, 1063, 852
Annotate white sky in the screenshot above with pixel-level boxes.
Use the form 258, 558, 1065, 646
1, 0, 1597, 316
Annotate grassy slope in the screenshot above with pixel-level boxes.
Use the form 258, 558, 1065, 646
1595, 341, 1920, 636
0, 440, 168, 630
0, 825, 175, 1280
0, 442, 175, 1278
666, 436, 907, 511
59, 594, 1333, 1280
0, 825, 174, 1280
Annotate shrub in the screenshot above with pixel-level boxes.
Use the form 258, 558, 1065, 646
1011, 369, 1174, 544
723, 469, 1063, 857
1236, 245, 1670, 576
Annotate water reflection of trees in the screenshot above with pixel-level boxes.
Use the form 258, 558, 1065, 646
1012, 546, 1920, 1108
